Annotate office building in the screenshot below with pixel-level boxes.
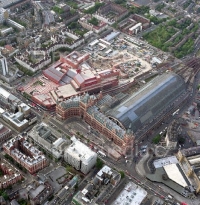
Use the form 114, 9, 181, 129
64, 137, 97, 174
28, 122, 70, 159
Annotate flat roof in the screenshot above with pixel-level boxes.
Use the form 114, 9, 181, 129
0, 87, 10, 99
163, 164, 188, 188
0, 108, 5, 114
51, 84, 78, 100
29, 185, 45, 199
188, 156, 200, 165
112, 182, 147, 205
153, 156, 178, 168
65, 138, 97, 164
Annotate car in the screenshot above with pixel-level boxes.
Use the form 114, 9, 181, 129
141, 149, 146, 153
141, 145, 147, 149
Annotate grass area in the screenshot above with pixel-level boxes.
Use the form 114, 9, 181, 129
15, 62, 34, 76
168, 6, 177, 13
174, 38, 194, 58
115, 0, 127, 7
143, 25, 176, 51
18, 199, 29, 205
167, 18, 191, 30
65, 37, 74, 44
196, 49, 200, 57
143, 18, 198, 58
68, 21, 88, 37
88, 17, 99, 26
65, 0, 78, 9
52, 6, 64, 14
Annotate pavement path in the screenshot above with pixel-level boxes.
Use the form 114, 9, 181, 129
136, 152, 150, 177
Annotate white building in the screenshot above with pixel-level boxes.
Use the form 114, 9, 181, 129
0, 8, 9, 23
64, 137, 97, 174
0, 54, 8, 76
7, 19, 25, 31
129, 23, 142, 35
112, 182, 147, 205
0, 27, 13, 36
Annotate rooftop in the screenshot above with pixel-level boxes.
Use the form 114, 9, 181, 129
28, 123, 69, 158
65, 137, 97, 164
3, 135, 46, 166
2, 112, 28, 128
73, 165, 120, 205
153, 156, 178, 168
112, 182, 147, 205
107, 73, 186, 131
180, 146, 200, 157
0, 158, 22, 186
163, 163, 188, 188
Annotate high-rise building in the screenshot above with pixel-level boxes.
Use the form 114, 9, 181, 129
0, 54, 8, 76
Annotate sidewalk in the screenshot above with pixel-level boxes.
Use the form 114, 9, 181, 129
136, 152, 150, 177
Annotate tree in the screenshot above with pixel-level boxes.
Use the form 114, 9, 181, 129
178, 136, 185, 144
74, 183, 78, 191
2, 192, 8, 200
96, 158, 104, 169
119, 171, 125, 178
66, 165, 74, 173
152, 134, 161, 144
68, 22, 78, 29
88, 17, 99, 26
